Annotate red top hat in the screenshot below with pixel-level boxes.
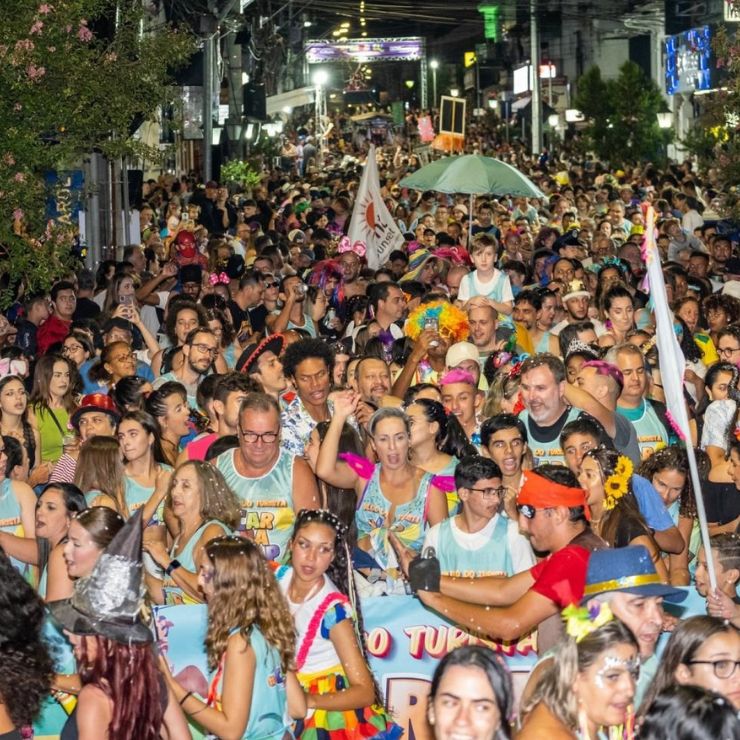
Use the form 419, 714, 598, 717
70, 393, 121, 430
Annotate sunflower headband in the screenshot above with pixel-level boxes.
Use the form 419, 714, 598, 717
404, 300, 469, 344
563, 600, 614, 643
604, 455, 633, 511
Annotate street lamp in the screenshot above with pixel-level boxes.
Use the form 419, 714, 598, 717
312, 68, 329, 87
430, 59, 439, 106
312, 68, 329, 166
450, 87, 459, 97
656, 112, 672, 129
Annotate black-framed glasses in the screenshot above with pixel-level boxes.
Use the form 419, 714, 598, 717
687, 659, 740, 679
191, 343, 218, 356
238, 429, 279, 444
468, 486, 506, 499
263, 280, 279, 289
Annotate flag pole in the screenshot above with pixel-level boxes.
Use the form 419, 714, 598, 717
643, 206, 716, 590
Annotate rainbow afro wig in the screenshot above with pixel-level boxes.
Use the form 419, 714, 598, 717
404, 299, 470, 345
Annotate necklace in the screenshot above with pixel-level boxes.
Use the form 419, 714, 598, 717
287, 575, 324, 617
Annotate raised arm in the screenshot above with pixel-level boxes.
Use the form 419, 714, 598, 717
315, 392, 361, 490
564, 381, 616, 437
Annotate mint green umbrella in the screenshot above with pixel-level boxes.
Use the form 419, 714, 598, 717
399, 154, 544, 197
399, 154, 544, 245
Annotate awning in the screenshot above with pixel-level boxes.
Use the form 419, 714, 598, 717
265, 86, 316, 116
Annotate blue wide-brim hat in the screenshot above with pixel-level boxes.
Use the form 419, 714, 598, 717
581, 545, 687, 604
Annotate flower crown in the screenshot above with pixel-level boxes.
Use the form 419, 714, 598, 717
563, 600, 614, 642
604, 455, 633, 511
404, 300, 470, 344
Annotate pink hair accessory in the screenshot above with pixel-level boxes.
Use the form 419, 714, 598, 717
208, 272, 229, 286
337, 235, 367, 258
0, 358, 26, 378
439, 368, 476, 387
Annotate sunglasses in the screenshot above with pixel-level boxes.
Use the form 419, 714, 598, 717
516, 504, 549, 519
263, 280, 279, 289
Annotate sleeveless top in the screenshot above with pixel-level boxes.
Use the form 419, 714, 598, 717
60, 674, 169, 740
123, 464, 173, 522
207, 626, 292, 740
285, 314, 317, 338
617, 401, 669, 460
216, 448, 295, 563
162, 518, 230, 605
435, 514, 512, 578
520, 406, 581, 466
355, 464, 435, 572
35, 406, 70, 463
535, 331, 552, 354
0, 478, 30, 581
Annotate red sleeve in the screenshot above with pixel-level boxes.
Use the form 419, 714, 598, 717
529, 545, 591, 608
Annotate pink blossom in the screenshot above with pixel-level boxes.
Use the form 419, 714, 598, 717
15, 39, 34, 52
13, 209, 24, 221
26, 63, 46, 81
78, 23, 93, 43
3, 153, 15, 166
38, 4, 53, 13
13, 172, 25, 182
30, 20, 43, 35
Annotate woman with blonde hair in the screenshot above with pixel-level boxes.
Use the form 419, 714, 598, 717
518, 610, 639, 738
143, 460, 239, 605
73, 435, 127, 514
160, 536, 306, 739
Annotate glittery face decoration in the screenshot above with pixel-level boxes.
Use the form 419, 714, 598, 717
593, 653, 641, 689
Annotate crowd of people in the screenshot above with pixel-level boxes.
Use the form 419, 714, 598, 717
0, 135, 739, 740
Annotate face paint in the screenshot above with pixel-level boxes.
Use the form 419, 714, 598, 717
594, 654, 641, 689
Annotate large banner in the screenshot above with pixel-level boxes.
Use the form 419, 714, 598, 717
151, 596, 538, 740
35, 595, 538, 738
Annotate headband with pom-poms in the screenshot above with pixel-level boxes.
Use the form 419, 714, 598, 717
404, 300, 469, 344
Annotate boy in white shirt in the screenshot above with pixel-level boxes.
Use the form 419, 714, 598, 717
456, 233, 514, 317
423, 455, 535, 578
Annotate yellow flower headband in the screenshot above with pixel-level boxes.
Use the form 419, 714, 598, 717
563, 601, 614, 643
603, 455, 633, 511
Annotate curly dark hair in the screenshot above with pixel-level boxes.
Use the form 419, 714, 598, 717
290, 510, 383, 705
282, 337, 335, 378
0, 550, 53, 727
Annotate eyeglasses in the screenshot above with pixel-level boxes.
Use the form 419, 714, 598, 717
468, 486, 506, 499
191, 343, 218, 356
64, 344, 84, 353
263, 280, 279, 289
238, 429, 279, 444
718, 346, 740, 357
687, 659, 740, 679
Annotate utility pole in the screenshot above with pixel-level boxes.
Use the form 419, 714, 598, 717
530, 0, 542, 155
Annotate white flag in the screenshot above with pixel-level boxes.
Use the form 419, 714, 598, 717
643, 206, 717, 588
348, 145, 405, 270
